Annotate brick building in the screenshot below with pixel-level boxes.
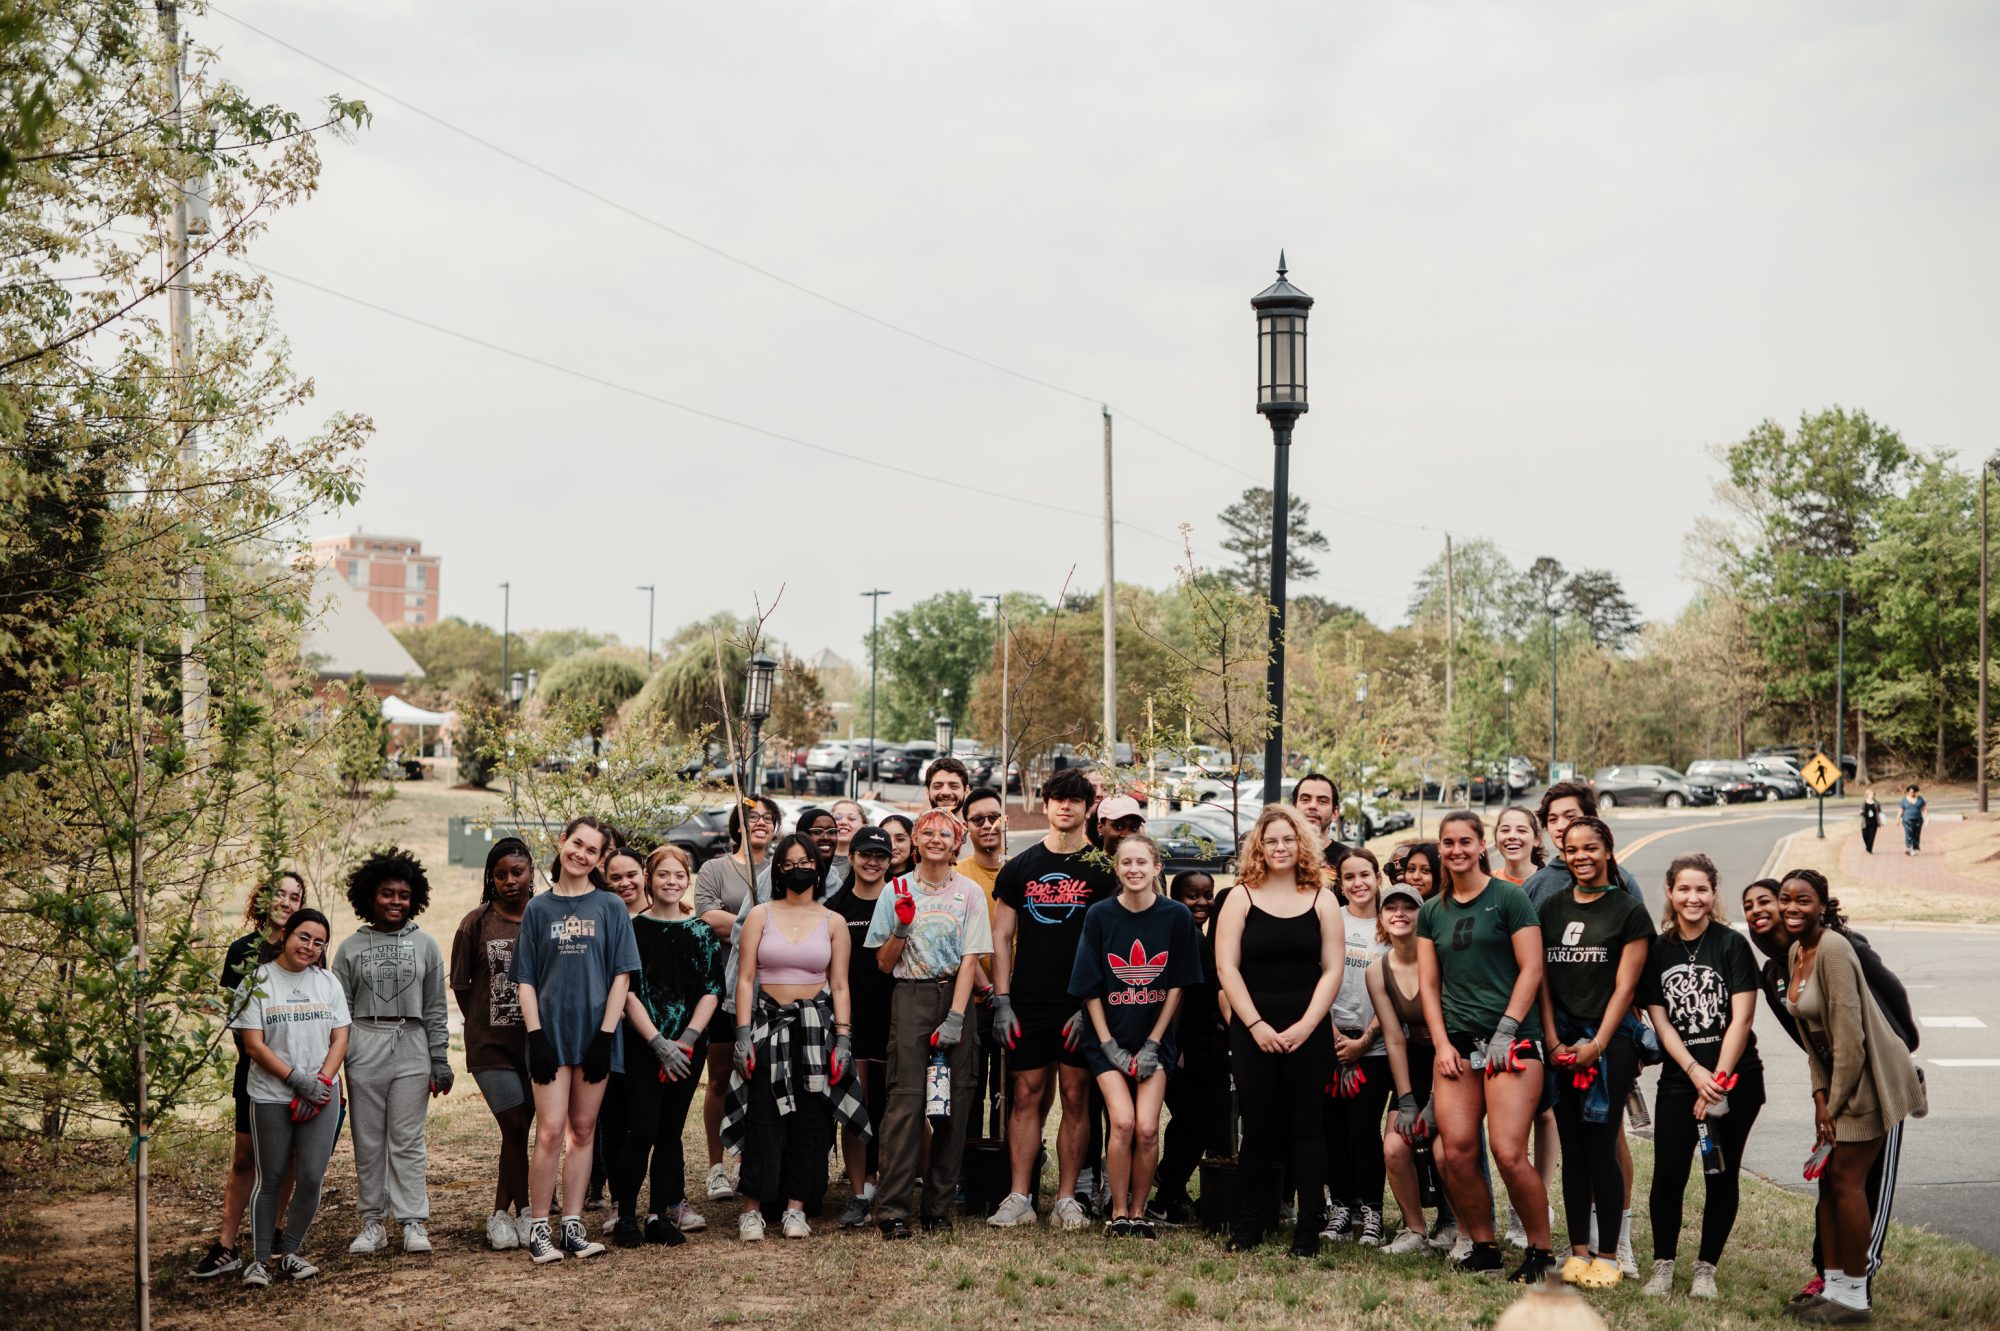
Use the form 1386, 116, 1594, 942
312, 532, 441, 628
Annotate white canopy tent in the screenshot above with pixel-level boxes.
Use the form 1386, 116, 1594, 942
381, 695, 455, 762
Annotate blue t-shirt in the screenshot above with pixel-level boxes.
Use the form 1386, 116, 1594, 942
512, 888, 641, 1070
1068, 895, 1204, 1070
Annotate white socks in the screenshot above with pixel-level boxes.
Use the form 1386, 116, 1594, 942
1823, 1271, 1869, 1310
1620, 1209, 1633, 1246
861, 1181, 876, 1201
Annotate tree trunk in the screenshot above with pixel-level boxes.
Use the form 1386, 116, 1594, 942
1856, 708, 1870, 785
1936, 673, 1949, 783
131, 645, 150, 1331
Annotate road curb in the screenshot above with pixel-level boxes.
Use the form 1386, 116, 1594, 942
1758, 829, 1801, 882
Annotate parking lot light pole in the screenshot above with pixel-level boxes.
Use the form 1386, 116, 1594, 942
1252, 253, 1313, 805
861, 590, 890, 791
1982, 456, 1999, 812
744, 652, 776, 794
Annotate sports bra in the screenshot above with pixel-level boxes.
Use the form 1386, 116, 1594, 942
758, 912, 832, 986
1376, 954, 1431, 1045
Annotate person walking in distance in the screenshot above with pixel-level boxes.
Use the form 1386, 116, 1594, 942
693, 796, 780, 1203
193, 871, 306, 1280
230, 908, 348, 1287
450, 839, 538, 1251
1324, 848, 1393, 1247
865, 809, 991, 1238
332, 848, 452, 1258
514, 816, 638, 1263
987, 768, 1120, 1231
1859, 791, 1881, 856
828, 826, 898, 1227
1641, 854, 1765, 1300
1899, 786, 1926, 856
1367, 878, 1438, 1255
1214, 804, 1343, 1256
1417, 811, 1555, 1281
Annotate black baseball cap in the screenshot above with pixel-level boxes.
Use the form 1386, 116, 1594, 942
850, 827, 894, 857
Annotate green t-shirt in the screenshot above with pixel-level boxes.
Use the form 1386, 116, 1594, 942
1538, 888, 1656, 1026
1416, 879, 1543, 1041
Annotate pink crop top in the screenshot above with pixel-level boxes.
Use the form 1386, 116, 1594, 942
757, 914, 832, 986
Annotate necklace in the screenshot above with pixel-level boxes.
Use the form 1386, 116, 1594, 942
915, 868, 952, 891
1676, 922, 1707, 967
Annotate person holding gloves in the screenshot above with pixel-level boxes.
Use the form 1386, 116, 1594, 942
332, 848, 452, 1258
866, 808, 991, 1239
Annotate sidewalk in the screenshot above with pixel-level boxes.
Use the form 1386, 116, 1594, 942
1839, 824, 1999, 900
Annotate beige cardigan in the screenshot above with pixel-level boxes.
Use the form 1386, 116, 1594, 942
1788, 930, 1928, 1141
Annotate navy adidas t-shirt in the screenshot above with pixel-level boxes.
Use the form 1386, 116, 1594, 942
1068, 895, 1204, 1072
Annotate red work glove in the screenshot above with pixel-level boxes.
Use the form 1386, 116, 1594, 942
1571, 1064, 1600, 1092
892, 880, 917, 934
1803, 1142, 1833, 1181
1485, 1039, 1534, 1079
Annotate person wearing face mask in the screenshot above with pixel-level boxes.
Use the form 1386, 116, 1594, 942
693, 796, 780, 1203
451, 839, 538, 1251
828, 826, 897, 1226
865, 808, 992, 1239
1323, 849, 1392, 1247
331, 848, 451, 1259
723, 833, 868, 1241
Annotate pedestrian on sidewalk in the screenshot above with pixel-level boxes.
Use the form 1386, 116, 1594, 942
1859, 792, 1881, 855
1898, 787, 1926, 855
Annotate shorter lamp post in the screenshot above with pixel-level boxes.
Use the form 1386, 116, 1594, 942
936, 713, 956, 758
744, 651, 777, 794
526, 667, 538, 700
509, 671, 525, 711
1503, 672, 1514, 731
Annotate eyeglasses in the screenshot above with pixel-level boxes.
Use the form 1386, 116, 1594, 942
743, 814, 774, 826
293, 936, 326, 951
966, 813, 1003, 827
1262, 835, 1299, 850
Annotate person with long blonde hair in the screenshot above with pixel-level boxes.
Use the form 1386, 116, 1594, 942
1213, 803, 1343, 1255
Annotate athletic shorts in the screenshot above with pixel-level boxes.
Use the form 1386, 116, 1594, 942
1447, 1031, 1545, 1064
708, 1004, 737, 1047
234, 1086, 252, 1135
474, 1066, 531, 1115
1010, 1001, 1090, 1073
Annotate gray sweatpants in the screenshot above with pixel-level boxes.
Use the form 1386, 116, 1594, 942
249, 1100, 339, 1264
347, 1020, 433, 1223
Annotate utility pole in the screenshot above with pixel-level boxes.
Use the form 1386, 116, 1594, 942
1547, 605, 1559, 780
637, 584, 656, 672
985, 593, 1009, 801
160, 2, 204, 749
1101, 406, 1118, 754
1983, 460, 1992, 813
861, 590, 890, 788
1443, 533, 1456, 716
1834, 587, 1847, 799
499, 582, 511, 694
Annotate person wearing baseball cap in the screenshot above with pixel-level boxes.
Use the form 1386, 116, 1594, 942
827, 826, 897, 1228
1368, 874, 1439, 1256
1096, 795, 1147, 859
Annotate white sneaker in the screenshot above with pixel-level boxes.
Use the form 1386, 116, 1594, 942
240, 1261, 271, 1288
1690, 1260, 1718, 1299
1427, 1220, 1459, 1253
1052, 1196, 1089, 1231
347, 1221, 388, 1255
487, 1212, 519, 1251
1502, 1208, 1528, 1250
781, 1208, 811, 1239
739, 1210, 766, 1242
1451, 1234, 1474, 1263
1617, 1232, 1638, 1278
669, 1200, 706, 1233
401, 1221, 432, 1254
1320, 1201, 1352, 1241
1384, 1228, 1430, 1256
987, 1192, 1037, 1227
706, 1163, 737, 1200
1643, 1259, 1675, 1297
513, 1212, 536, 1249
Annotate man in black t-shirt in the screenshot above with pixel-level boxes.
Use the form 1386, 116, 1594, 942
987, 768, 1117, 1230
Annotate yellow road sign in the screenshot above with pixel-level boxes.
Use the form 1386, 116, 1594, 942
1800, 751, 1840, 795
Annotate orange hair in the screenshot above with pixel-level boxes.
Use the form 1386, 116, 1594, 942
1236, 804, 1326, 893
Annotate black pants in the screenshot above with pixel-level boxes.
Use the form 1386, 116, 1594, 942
739, 1041, 835, 1210
1156, 1034, 1228, 1203
1325, 1051, 1393, 1213
850, 1057, 886, 1178
1649, 1065, 1765, 1265
612, 1033, 705, 1217
1811, 1119, 1902, 1282
1861, 824, 1878, 854
1554, 1031, 1637, 1253
1227, 991, 1333, 1243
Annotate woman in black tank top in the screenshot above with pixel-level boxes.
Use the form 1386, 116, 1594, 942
1213, 805, 1343, 1255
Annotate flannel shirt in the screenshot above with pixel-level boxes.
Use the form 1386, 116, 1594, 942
721, 990, 872, 1148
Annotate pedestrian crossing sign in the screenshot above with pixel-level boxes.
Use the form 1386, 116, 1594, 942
1800, 751, 1840, 795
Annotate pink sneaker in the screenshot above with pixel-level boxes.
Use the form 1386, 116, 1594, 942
1790, 1275, 1826, 1306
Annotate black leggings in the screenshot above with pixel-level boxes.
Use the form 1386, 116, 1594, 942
1554, 1030, 1637, 1253
1227, 998, 1333, 1242
1156, 1036, 1228, 1202
1325, 1050, 1393, 1212
612, 1036, 705, 1216
1649, 1065, 1765, 1265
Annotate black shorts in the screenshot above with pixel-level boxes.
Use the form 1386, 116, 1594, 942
1010, 1000, 1089, 1074
1447, 1031, 1545, 1064
708, 1004, 737, 1047
234, 1086, 252, 1135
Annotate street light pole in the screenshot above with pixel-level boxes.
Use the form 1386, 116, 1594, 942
1353, 673, 1369, 846
1102, 406, 1118, 752
984, 593, 1009, 798
1983, 458, 1998, 812
499, 581, 510, 698
744, 652, 777, 795
637, 585, 656, 672
1547, 606, 1559, 781
1252, 253, 1313, 805
861, 590, 890, 789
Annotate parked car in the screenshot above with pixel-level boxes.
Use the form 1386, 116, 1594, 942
1148, 815, 1236, 873
661, 805, 735, 867
1588, 765, 1718, 809
1687, 758, 1805, 802
1341, 788, 1415, 842
1752, 743, 1858, 780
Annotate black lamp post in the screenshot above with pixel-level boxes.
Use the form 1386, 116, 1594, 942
935, 713, 956, 757
1502, 672, 1513, 732
509, 671, 525, 710
1252, 253, 1313, 805
744, 651, 777, 793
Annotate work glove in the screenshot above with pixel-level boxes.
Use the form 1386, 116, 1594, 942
931, 1009, 965, 1051
1395, 1092, 1423, 1141
1134, 1039, 1163, 1080
1101, 1038, 1136, 1076
991, 994, 1021, 1051
285, 1064, 329, 1103
581, 1029, 615, 1084
892, 880, 917, 938
1803, 1142, 1833, 1182
1061, 1009, 1090, 1053
1483, 1015, 1521, 1073
1570, 1061, 1599, 1092
527, 1029, 558, 1085
430, 1055, 455, 1096
651, 1033, 693, 1082
1338, 1064, 1367, 1099
830, 1032, 853, 1083
734, 1024, 756, 1078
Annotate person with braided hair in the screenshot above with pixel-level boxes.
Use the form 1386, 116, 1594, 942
450, 837, 539, 1250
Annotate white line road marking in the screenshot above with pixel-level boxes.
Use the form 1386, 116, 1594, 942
1919, 1016, 1988, 1029
1930, 1059, 2000, 1068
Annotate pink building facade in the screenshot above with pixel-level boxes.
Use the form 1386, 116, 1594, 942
312, 532, 442, 629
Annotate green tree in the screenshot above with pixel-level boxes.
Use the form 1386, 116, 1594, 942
1217, 486, 1329, 592
875, 591, 993, 737
393, 616, 511, 687
1562, 569, 1643, 650
333, 673, 389, 795
450, 672, 506, 788
1407, 538, 1523, 639
537, 652, 647, 744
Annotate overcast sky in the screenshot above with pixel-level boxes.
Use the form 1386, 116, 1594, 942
214, 0, 2000, 661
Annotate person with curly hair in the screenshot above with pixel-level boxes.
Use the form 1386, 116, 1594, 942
332, 847, 451, 1258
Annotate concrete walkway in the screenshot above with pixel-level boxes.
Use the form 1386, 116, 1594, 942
1840, 823, 1999, 899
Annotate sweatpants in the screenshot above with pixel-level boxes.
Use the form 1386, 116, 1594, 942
1811, 1119, 1903, 1282
1554, 1031, 1636, 1253
345, 1020, 433, 1224
248, 1100, 340, 1264
1227, 993, 1333, 1243
1325, 1051, 1393, 1214
1156, 1034, 1228, 1204
1649, 1064, 1766, 1265
612, 1030, 705, 1216
875, 979, 979, 1223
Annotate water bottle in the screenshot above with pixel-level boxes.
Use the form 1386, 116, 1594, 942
1413, 1131, 1440, 1206
1468, 1045, 1487, 1073
1626, 1086, 1651, 1128
1697, 1120, 1725, 1176
925, 1049, 951, 1126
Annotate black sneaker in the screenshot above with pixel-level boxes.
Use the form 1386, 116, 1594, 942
559, 1217, 607, 1258
920, 1214, 952, 1236
879, 1219, 913, 1241
612, 1217, 644, 1249
1107, 1217, 1133, 1238
525, 1220, 563, 1265
1226, 1229, 1261, 1253
1455, 1241, 1505, 1277
1130, 1218, 1158, 1241
644, 1216, 686, 1246
1356, 1205, 1384, 1247
273, 1252, 319, 1281
1146, 1194, 1193, 1226
1289, 1226, 1323, 1258
1509, 1247, 1559, 1285
192, 1241, 240, 1279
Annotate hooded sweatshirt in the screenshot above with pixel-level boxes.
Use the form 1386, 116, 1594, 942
332, 918, 449, 1059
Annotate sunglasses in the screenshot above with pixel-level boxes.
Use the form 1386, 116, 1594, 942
966, 813, 1003, 827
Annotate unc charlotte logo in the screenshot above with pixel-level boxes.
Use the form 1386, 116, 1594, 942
1560, 921, 1585, 947
1451, 917, 1476, 950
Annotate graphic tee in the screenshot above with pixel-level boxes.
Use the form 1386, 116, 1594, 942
1538, 888, 1656, 1025
631, 913, 727, 1045
511, 888, 641, 1071
1331, 908, 1388, 1056
230, 962, 350, 1104
450, 903, 526, 1073
828, 882, 893, 1059
1067, 895, 1204, 1062
1642, 924, 1764, 1093
223, 931, 280, 1098
865, 872, 994, 980
1416, 879, 1544, 1041
995, 841, 1117, 1007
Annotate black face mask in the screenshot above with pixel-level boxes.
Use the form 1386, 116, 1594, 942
777, 866, 818, 895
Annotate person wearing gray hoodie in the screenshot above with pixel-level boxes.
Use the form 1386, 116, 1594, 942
332, 847, 451, 1257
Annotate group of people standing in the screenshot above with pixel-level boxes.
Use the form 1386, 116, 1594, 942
191, 762, 1926, 1325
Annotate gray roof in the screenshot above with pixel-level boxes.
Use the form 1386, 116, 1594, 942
301, 564, 425, 683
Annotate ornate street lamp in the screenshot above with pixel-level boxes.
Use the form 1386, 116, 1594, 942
935, 713, 956, 757
1252, 252, 1313, 803
509, 671, 525, 709
744, 651, 777, 792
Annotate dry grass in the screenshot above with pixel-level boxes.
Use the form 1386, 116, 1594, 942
1769, 825, 2000, 926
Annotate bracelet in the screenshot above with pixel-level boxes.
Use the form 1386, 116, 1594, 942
1250, 1018, 1270, 1030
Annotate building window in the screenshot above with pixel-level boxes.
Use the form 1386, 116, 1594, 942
414, 565, 426, 587
347, 560, 360, 581
412, 612, 424, 624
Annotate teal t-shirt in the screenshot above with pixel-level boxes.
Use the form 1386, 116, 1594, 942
511, 887, 641, 1070
1416, 878, 1544, 1041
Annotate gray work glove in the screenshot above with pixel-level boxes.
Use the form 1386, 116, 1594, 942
991, 993, 1021, 1052
1395, 1092, 1423, 1141
1101, 1038, 1136, 1076
651, 1033, 693, 1082
429, 1055, 455, 1095
1485, 1014, 1522, 1073
930, 1009, 965, 1050
733, 1024, 756, 1078
285, 1064, 331, 1104
830, 1032, 853, 1083
1134, 1039, 1163, 1080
